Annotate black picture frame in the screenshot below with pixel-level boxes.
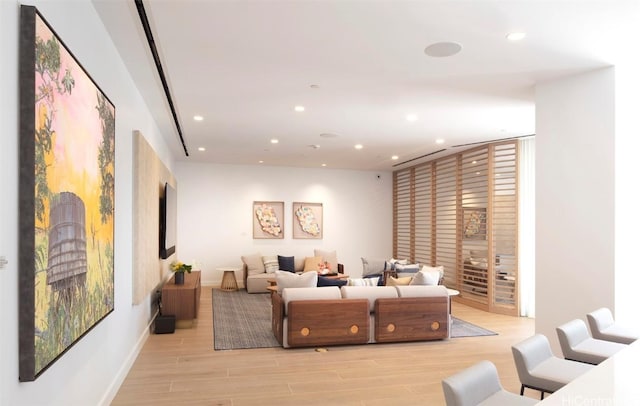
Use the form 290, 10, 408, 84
19, 6, 115, 381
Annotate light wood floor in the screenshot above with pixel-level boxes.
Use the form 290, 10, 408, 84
112, 287, 537, 405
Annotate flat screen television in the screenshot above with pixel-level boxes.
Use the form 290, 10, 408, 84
159, 182, 177, 259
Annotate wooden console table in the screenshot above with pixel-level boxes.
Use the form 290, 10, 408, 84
162, 271, 201, 324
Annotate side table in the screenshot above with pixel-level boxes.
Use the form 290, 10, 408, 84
218, 267, 239, 291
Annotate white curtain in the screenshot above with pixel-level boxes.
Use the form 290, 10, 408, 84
519, 138, 535, 317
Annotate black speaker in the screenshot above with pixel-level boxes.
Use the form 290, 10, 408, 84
155, 314, 175, 334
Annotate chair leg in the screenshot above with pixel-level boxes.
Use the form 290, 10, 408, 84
520, 385, 525, 396
541, 391, 545, 400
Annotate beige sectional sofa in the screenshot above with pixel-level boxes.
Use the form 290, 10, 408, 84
271, 285, 450, 348
241, 250, 343, 293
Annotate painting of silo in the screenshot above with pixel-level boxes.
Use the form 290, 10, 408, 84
19, 6, 115, 381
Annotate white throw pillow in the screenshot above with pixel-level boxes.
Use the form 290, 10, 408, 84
348, 277, 379, 287
275, 270, 318, 292
410, 266, 444, 286
262, 255, 279, 274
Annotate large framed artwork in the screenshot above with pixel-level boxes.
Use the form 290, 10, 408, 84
18, 6, 115, 381
292, 202, 323, 239
463, 207, 487, 240
253, 201, 284, 239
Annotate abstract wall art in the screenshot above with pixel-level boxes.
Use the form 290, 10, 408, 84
292, 202, 323, 239
253, 201, 284, 239
19, 6, 115, 381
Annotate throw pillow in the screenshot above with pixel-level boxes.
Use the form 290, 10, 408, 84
275, 270, 318, 292
317, 276, 348, 287
361, 257, 386, 277
262, 255, 279, 274
303, 256, 323, 272
314, 249, 338, 272
395, 263, 420, 273
387, 276, 412, 286
410, 266, 444, 286
277, 255, 295, 273
348, 277, 380, 286
421, 265, 444, 280
241, 253, 265, 276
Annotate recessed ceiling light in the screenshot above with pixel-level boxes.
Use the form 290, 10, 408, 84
424, 42, 462, 57
270, 139, 279, 144
198, 147, 206, 152
406, 114, 418, 122
321, 163, 327, 167
193, 115, 204, 121
472, 160, 477, 164
506, 32, 526, 41
294, 105, 305, 112
354, 144, 363, 150
391, 155, 399, 160
258, 160, 264, 164
435, 139, 445, 145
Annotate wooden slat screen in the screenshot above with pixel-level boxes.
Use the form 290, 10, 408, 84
392, 141, 519, 316
393, 169, 412, 261
414, 163, 433, 266
435, 157, 458, 287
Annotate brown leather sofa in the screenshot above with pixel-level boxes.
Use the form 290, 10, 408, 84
271, 285, 450, 348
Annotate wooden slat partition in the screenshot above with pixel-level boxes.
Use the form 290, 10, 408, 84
393, 141, 519, 315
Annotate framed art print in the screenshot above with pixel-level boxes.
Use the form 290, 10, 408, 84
293, 202, 323, 239
253, 201, 284, 239
19, 6, 115, 381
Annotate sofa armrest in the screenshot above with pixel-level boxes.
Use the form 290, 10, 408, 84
286, 299, 369, 347
375, 296, 449, 342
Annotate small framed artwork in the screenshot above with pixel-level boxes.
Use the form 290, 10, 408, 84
292, 202, 323, 239
253, 201, 284, 239
463, 207, 487, 240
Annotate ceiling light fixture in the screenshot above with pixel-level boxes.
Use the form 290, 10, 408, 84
391, 155, 399, 160
472, 160, 477, 164
435, 139, 445, 145
258, 160, 264, 164
294, 105, 305, 112
321, 163, 327, 167
354, 144, 363, 150
270, 139, 279, 144
198, 147, 206, 152
193, 115, 203, 121
424, 42, 462, 57
506, 32, 526, 41
406, 114, 418, 122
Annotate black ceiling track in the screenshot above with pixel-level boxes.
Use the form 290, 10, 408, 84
450, 133, 535, 148
134, 0, 189, 157
393, 149, 447, 167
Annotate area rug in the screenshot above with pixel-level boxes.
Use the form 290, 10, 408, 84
212, 289, 497, 350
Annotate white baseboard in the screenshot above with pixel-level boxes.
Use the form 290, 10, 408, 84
97, 312, 156, 406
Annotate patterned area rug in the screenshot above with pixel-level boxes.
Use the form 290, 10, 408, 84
212, 289, 496, 350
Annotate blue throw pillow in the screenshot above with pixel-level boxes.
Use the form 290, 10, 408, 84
317, 276, 348, 287
277, 255, 295, 273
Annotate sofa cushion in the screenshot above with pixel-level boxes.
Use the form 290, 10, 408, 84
275, 270, 317, 292
361, 257, 386, 277
340, 286, 398, 312
317, 276, 348, 287
314, 249, 338, 272
303, 256, 323, 272
242, 253, 265, 276
282, 286, 341, 316
278, 255, 295, 273
348, 277, 380, 287
394, 285, 448, 298
409, 265, 444, 285
245, 272, 276, 294
262, 255, 279, 274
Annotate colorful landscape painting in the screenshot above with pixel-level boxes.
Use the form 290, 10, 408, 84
19, 6, 115, 381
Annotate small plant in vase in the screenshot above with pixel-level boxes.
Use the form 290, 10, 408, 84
170, 261, 192, 285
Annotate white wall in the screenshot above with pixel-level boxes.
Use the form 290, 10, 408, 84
535, 68, 615, 352
174, 162, 393, 285
0, 2, 173, 405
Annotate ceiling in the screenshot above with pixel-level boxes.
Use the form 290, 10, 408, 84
93, 0, 640, 171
